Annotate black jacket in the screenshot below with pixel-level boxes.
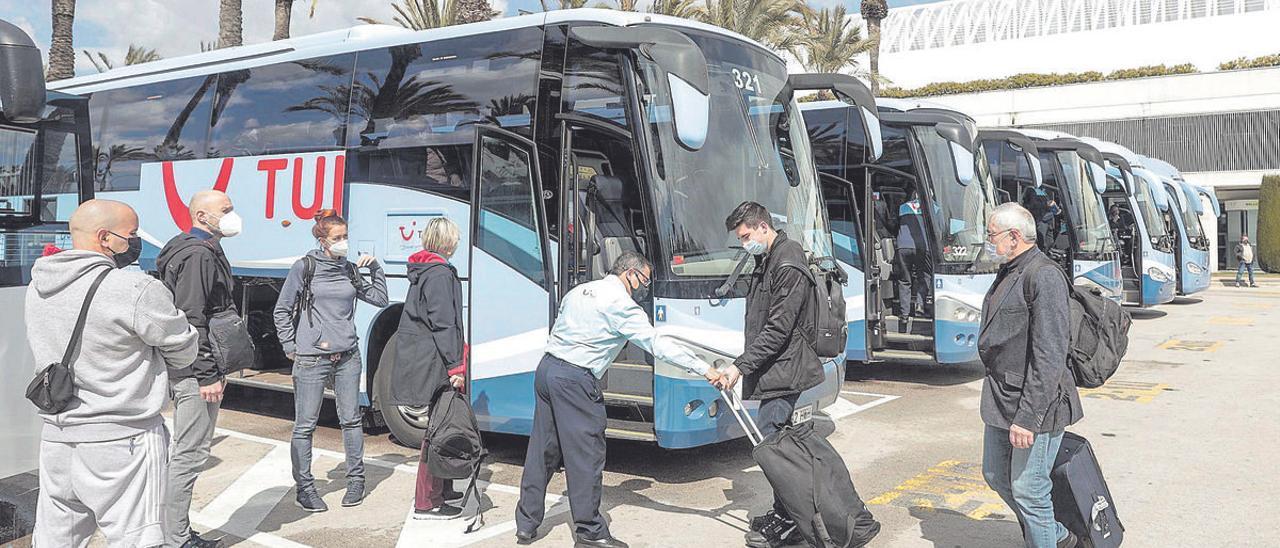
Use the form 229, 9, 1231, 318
977, 247, 1083, 433
735, 231, 824, 401
386, 256, 464, 407
156, 231, 238, 386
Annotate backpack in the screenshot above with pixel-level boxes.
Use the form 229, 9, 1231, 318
425, 386, 488, 533
808, 259, 849, 361
292, 255, 363, 328
1024, 264, 1132, 388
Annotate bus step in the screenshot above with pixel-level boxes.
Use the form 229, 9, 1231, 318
226, 369, 336, 400
605, 418, 656, 442
872, 349, 936, 363
602, 363, 654, 398
604, 392, 654, 406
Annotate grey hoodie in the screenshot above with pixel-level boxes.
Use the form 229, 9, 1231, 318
26, 250, 199, 442
273, 249, 388, 357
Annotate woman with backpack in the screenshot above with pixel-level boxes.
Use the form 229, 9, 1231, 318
386, 217, 469, 520
273, 211, 388, 513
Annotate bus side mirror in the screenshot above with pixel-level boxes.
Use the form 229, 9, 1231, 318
1026, 152, 1044, 188
788, 73, 883, 161
935, 122, 975, 185
0, 19, 46, 123
570, 26, 710, 150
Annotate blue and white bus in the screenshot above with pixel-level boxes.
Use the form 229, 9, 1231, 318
0, 19, 95, 542
984, 129, 1122, 303
1141, 156, 1212, 296
1080, 138, 1177, 307
50, 10, 883, 449
803, 99, 999, 364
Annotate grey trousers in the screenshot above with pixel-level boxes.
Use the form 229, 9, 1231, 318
164, 378, 221, 547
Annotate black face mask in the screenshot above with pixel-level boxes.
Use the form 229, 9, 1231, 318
628, 270, 652, 303
108, 232, 142, 268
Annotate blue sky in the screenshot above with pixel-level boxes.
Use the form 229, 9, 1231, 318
2, 0, 944, 77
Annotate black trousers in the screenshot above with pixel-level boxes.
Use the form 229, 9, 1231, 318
896, 247, 930, 317
516, 354, 610, 540
759, 393, 800, 517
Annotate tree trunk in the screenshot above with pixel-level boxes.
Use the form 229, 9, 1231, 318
273, 0, 293, 40
47, 0, 77, 81
219, 0, 244, 48
868, 18, 882, 94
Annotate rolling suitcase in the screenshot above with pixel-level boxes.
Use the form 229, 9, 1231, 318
1051, 432, 1124, 547
720, 389, 880, 548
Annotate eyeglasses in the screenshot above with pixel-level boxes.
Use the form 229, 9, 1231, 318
630, 269, 652, 287
985, 229, 1013, 243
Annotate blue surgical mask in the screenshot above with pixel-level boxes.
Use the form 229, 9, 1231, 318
743, 238, 767, 256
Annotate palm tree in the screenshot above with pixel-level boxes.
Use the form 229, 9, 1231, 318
648, 0, 703, 19
698, 0, 805, 51
540, 0, 590, 10
595, 0, 639, 10
456, 0, 499, 23
82, 44, 164, 73
47, 0, 77, 81
861, 0, 889, 93
790, 6, 873, 79
219, 0, 244, 48
359, 0, 460, 30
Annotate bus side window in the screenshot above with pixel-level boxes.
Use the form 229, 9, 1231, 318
475, 136, 546, 286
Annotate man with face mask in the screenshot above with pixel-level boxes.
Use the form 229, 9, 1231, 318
516, 252, 718, 548
27, 200, 198, 547
155, 190, 243, 547
978, 203, 1082, 548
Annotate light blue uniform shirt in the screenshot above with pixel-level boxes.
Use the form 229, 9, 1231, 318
545, 275, 711, 379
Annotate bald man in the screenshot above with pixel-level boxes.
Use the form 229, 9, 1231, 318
27, 199, 198, 548
156, 190, 245, 548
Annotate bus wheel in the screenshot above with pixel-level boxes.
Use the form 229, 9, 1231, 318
373, 333, 429, 448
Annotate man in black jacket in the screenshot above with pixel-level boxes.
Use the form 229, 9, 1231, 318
156, 190, 243, 548
978, 203, 1083, 548
719, 201, 824, 548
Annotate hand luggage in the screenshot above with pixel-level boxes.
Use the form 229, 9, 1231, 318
1051, 432, 1124, 547
720, 389, 880, 548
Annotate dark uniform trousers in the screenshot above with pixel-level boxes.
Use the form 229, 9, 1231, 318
758, 393, 800, 516
516, 354, 610, 540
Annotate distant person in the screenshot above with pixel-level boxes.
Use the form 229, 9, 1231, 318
28, 200, 199, 547
388, 218, 469, 520
1235, 235, 1257, 288
156, 190, 245, 548
718, 202, 853, 548
895, 192, 930, 328
978, 203, 1083, 548
515, 252, 718, 548
273, 212, 388, 512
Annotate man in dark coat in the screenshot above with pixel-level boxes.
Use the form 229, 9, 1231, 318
155, 190, 243, 548
978, 203, 1083, 548
718, 201, 825, 548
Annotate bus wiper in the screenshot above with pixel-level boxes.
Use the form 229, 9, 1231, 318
735, 93, 768, 174
713, 249, 751, 299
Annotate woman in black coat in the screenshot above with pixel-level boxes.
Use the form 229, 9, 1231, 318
389, 217, 467, 520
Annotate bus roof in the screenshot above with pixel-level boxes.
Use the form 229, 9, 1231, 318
51, 8, 772, 95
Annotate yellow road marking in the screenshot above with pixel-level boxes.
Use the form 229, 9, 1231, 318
1158, 339, 1222, 352
868, 461, 1010, 520
1208, 316, 1254, 326
1080, 380, 1170, 403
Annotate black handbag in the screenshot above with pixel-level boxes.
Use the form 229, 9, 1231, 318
26, 267, 112, 414
209, 308, 257, 373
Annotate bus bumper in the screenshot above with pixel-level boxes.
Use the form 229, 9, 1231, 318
934, 318, 980, 364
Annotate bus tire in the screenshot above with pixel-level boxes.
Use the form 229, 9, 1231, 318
373, 333, 429, 448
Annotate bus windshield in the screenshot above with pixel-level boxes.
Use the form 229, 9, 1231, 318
638, 29, 829, 277
1056, 151, 1114, 255
1133, 176, 1169, 241
911, 127, 996, 268
1175, 188, 1206, 239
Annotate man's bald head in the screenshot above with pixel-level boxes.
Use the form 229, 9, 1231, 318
70, 200, 139, 257
189, 190, 234, 236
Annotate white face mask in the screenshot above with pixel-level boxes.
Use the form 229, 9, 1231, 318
743, 237, 767, 256
214, 211, 242, 238
326, 239, 350, 257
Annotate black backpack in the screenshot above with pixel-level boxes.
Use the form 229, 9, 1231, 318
1025, 264, 1132, 388
292, 255, 363, 328
425, 386, 488, 533
808, 259, 849, 360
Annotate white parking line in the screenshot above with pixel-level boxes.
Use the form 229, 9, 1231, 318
826, 391, 901, 421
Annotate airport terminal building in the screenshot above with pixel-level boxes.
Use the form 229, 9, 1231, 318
860, 0, 1280, 270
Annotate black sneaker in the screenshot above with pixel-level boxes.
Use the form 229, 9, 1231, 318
342, 480, 365, 507
444, 485, 465, 503
180, 532, 221, 548
745, 512, 799, 548
749, 510, 779, 532
1057, 529, 1080, 548
296, 488, 329, 513
413, 504, 463, 520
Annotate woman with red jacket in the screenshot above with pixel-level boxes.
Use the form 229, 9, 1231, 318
387, 217, 468, 520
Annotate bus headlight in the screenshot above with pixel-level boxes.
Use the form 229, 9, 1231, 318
1187, 262, 1204, 275
1146, 267, 1172, 283
936, 296, 980, 324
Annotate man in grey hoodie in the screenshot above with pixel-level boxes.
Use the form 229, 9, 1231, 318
27, 200, 199, 548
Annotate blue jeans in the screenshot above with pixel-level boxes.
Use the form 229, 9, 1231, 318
982, 425, 1068, 548
1237, 262, 1256, 285
292, 350, 365, 491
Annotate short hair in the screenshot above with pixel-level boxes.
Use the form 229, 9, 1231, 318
421, 217, 461, 254
312, 210, 347, 240
988, 202, 1037, 243
609, 251, 652, 276
724, 201, 773, 232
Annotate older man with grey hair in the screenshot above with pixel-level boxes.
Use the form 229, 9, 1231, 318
978, 203, 1083, 548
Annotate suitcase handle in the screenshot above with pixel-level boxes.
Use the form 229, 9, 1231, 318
719, 388, 765, 447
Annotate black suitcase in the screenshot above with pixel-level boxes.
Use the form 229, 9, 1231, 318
721, 389, 880, 548
1051, 432, 1124, 547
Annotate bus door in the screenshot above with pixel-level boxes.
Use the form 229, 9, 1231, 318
557, 115, 658, 441
820, 173, 869, 361
467, 126, 553, 435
